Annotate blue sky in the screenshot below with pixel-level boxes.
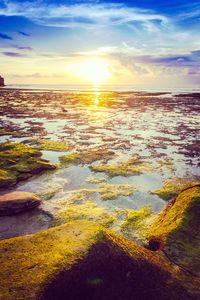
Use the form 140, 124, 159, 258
0, 0, 200, 86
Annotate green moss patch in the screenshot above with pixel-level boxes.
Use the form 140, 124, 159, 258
151, 177, 200, 200
0, 220, 198, 300
0, 142, 56, 188
0, 220, 103, 300
120, 207, 153, 242
148, 185, 200, 276
90, 157, 152, 177
0, 168, 16, 188
97, 183, 136, 200
85, 175, 107, 184
32, 138, 71, 151
53, 201, 116, 227
38, 183, 63, 200
59, 148, 115, 165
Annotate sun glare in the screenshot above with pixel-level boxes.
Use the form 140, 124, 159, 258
72, 58, 110, 85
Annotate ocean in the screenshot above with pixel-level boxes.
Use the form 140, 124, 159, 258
1, 83, 200, 93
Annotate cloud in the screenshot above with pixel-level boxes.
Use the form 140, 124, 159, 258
12, 45, 32, 50
0, 32, 13, 40
0, 1, 168, 28
110, 49, 200, 77
8, 72, 66, 78
2, 51, 26, 57
18, 31, 30, 37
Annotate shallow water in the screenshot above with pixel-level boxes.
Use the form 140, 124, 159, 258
0, 90, 199, 240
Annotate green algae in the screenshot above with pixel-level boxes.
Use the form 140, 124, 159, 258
121, 207, 152, 230
53, 201, 116, 227
0, 129, 14, 136
0, 220, 103, 300
38, 183, 63, 200
59, 148, 115, 165
151, 177, 200, 200
120, 207, 153, 242
0, 220, 198, 300
156, 158, 176, 173
0, 168, 16, 188
90, 157, 152, 177
97, 183, 137, 200
148, 185, 200, 276
33, 138, 71, 151
0, 142, 56, 188
85, 175, 107, 184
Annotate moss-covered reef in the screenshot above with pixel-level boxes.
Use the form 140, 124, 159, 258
0, 143, 56, 188
151, 177, 200, 200
0, 221, 102, 300
90, 157, 152, 177
97, 183, 136, 200
52, 183, 136, 204
121, 207, 152, 241
0, 128, 27, 138
85, 175, 107, 184
147, 185, 200, 276
0, 220, 198, 300
59, 148, 115, 165
31, 139, 71, 151
0, 129, 15, 136
0, 168, 16, 188
38, 183, 63, 200
53, 201, 116, 227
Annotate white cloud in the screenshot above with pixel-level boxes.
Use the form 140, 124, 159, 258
0, 1, 168, 28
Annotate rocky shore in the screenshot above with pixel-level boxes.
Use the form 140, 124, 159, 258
0, 90, 199, 299
0, 185, 200, 299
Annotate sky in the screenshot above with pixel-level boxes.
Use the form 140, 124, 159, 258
0, 0, 200, 87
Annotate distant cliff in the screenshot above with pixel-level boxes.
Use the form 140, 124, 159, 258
0, 76, 5, 86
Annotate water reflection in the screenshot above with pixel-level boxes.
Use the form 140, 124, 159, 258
94, 91, 100, 106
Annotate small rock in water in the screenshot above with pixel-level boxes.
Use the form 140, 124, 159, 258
0, 191, 41, 216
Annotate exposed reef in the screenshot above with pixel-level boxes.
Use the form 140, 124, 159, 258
151, 177, 200, 200
148, 185, 200, 276
0, 143, 56, 188
53, 201, 116, 227
31, 138, 71, 152
90, 157, 152, 177
0, 191, 41, 216
0, 220, 199, 300
60, 148, 115, 165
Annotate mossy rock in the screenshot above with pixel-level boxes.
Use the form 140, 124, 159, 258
90, 157, 152, 177
32, 139, 71, 151
0, 143, 56, 188
59, 148, 115, 165
151, 177, 200, 200
0, 168, 17, 188
0, 220, 198, 300
147, 185, 200, 276
53, 201, 116, 227
121, 207, 152, 242
97, 183, 136, 200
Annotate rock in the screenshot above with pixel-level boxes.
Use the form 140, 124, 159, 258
0, 191, 41, 216
0, 169, 16, 188
151, 177, 200, 200
0, 142, 57, 189
0, 220, 199, 300
147, 185, 200, 276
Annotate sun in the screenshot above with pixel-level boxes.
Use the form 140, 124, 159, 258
72, 58, 110, 85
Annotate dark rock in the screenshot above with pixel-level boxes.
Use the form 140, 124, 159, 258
0, 191, 41, 216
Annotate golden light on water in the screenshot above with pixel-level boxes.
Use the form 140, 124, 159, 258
71, 58, 110, 85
